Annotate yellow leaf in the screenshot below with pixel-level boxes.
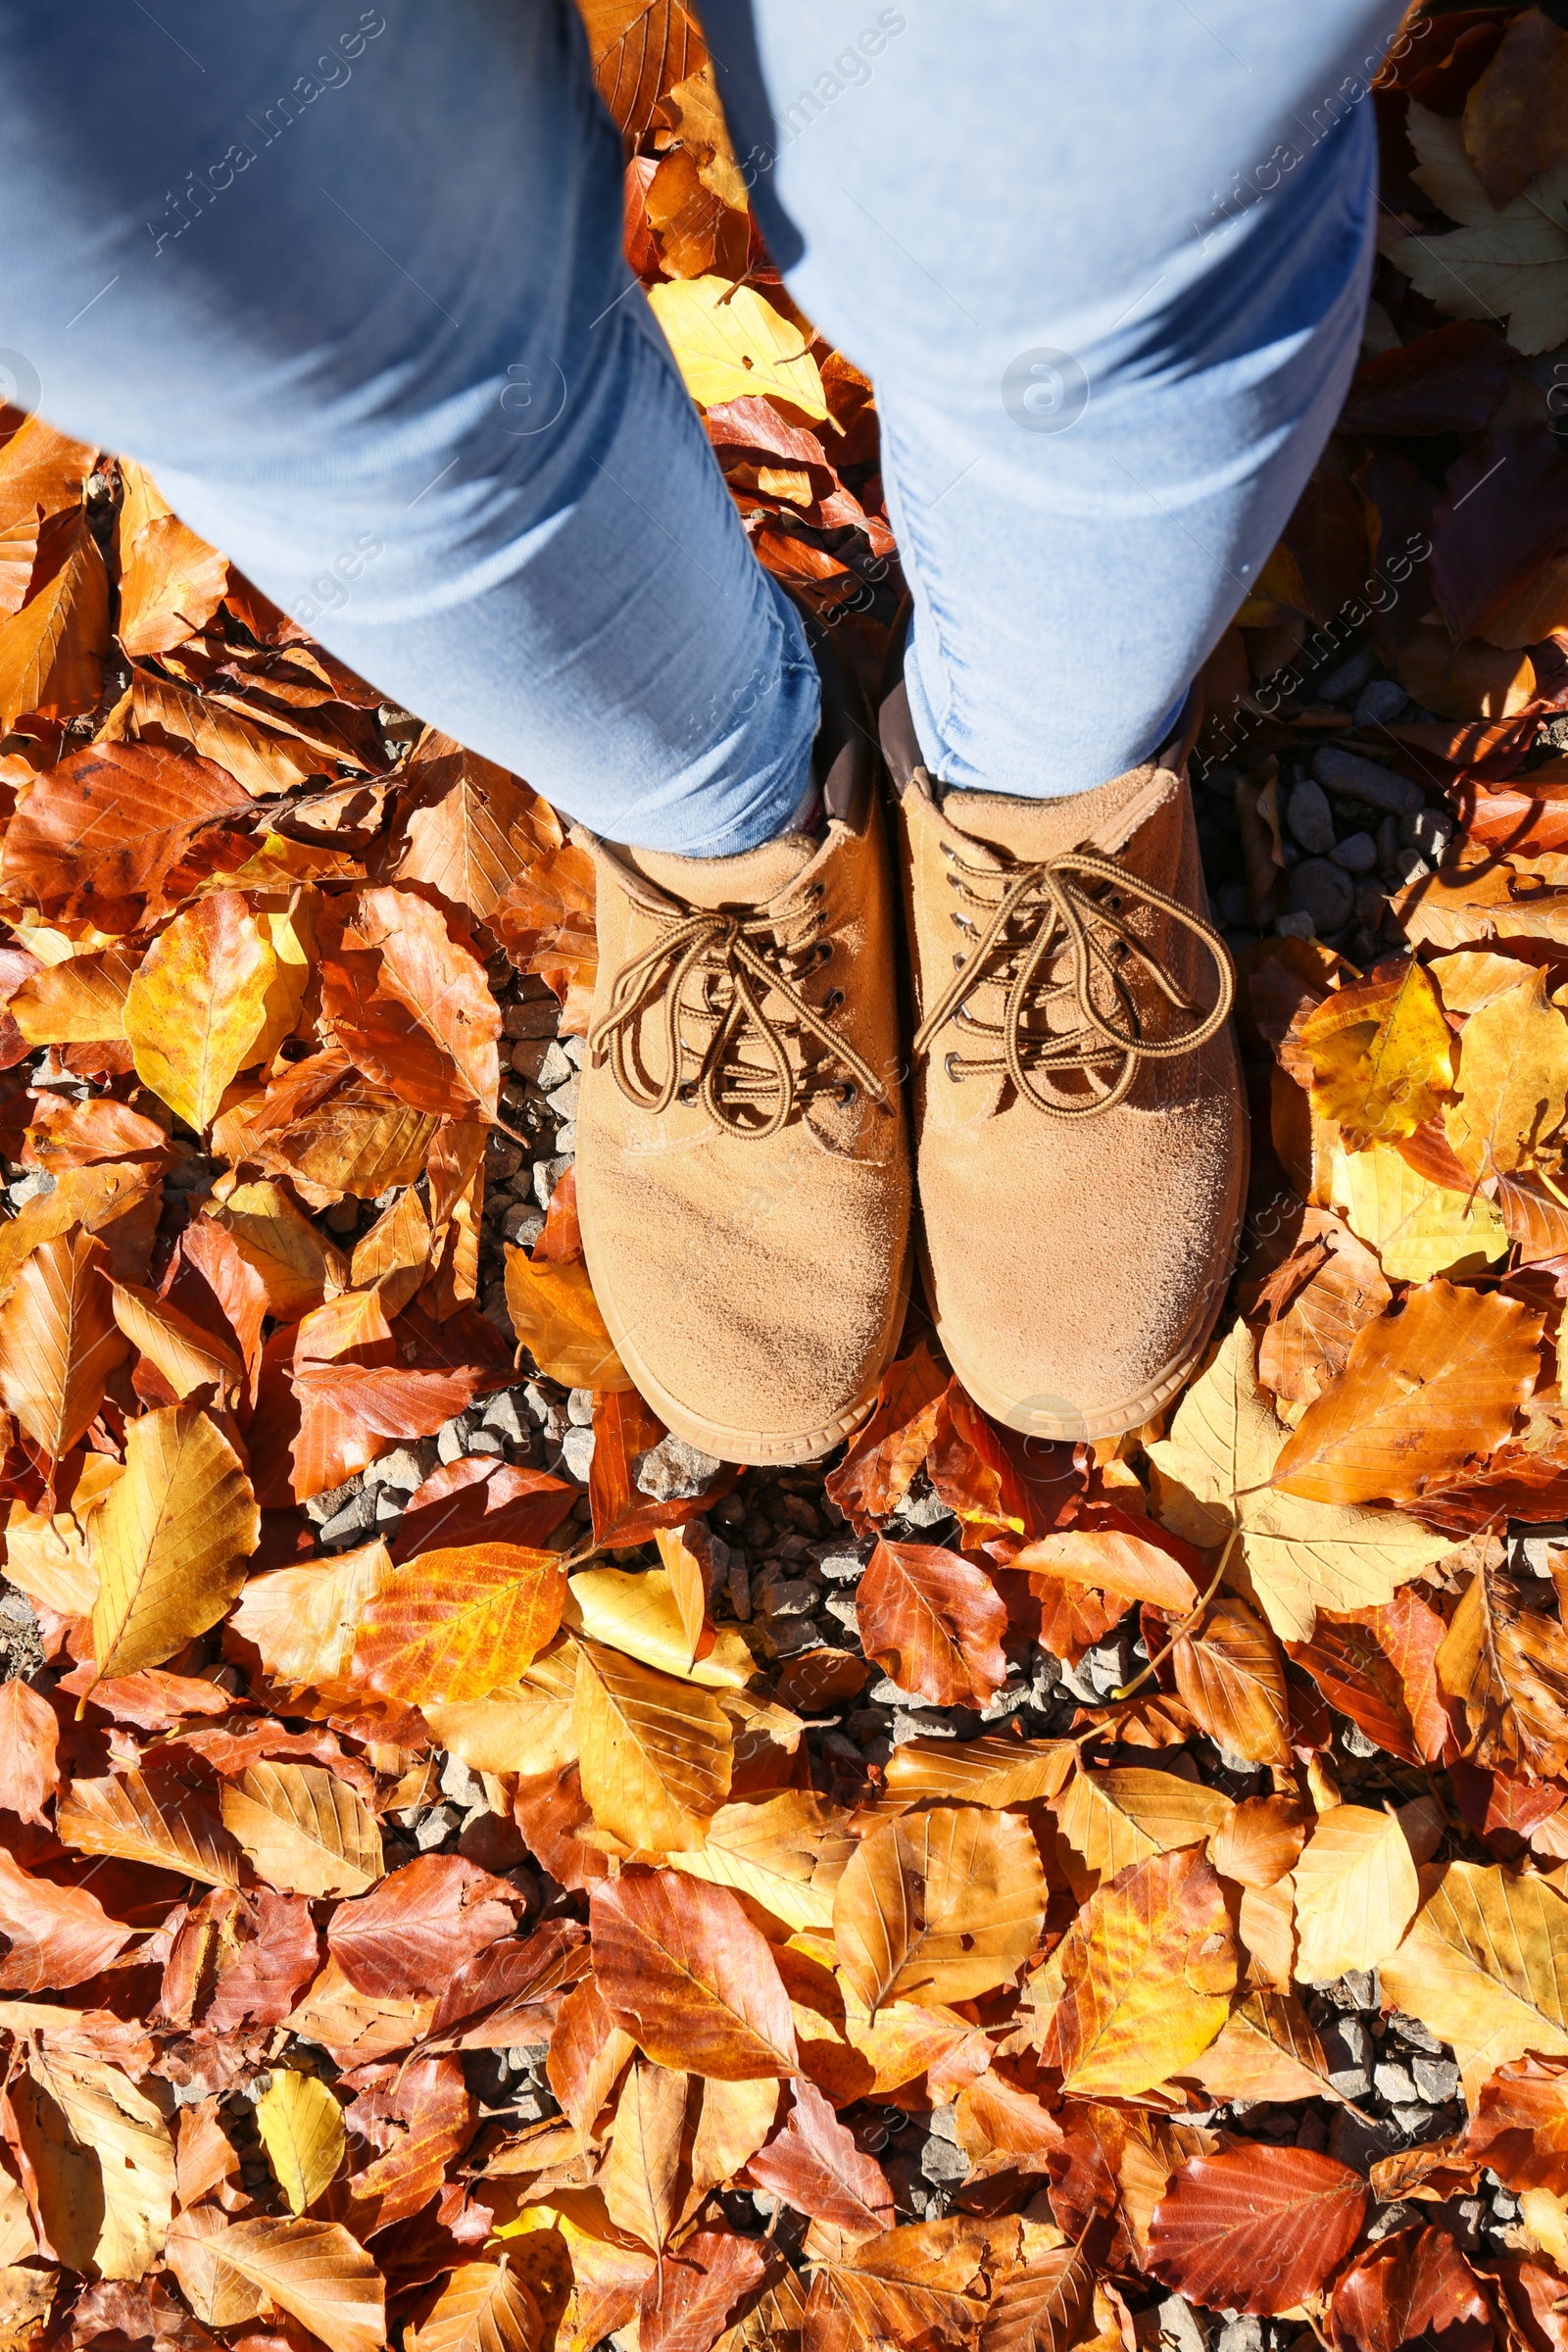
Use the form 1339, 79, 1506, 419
571, 1636, 733, 1852
220, 1762, 384, 1900
503, 1250, 632, 1392
1431, 950, 1544, 1017
0, 1229, 128, 1467
833, 1805, 1047, 2013
1146, 1322, 1448, 1642
423, 1642, 579, 1778
1446, 968, 1568, 1177
123, 892, 278, 1131
207, 1182, 347, 1322
1331, 1137, 1507, 1282
646, 276, 828, 417
1296, 961, 1453, 1148
24, 2041, 173, 2281
564, 1566, 755, 1689
1035, 1843, 1236, 2098
255, 2070, 346, 2216
228, 1541, 390, 1692
1381, 1860, 1568, 2101
1292, 1804, 1420, 1984
88, 1399, 259, 1682
172, 2214, 384, 2352
665, 1790, 856, 1933
1049, 1765, 1232, 1887
655, 1523, 710, 1667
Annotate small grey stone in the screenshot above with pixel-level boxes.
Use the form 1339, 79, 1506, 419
816, 1548, 864, 1583
1329, 2105, 1398, 2173
1493, 2186, 1521, 2219
821, 1592, 859, 1631
415, 1804, 461, 1850
533, 1041, 572, 1091
482, 1390, 533, 1446
566, 1389, 596, 1427
980, 1679, 1030, 1720
1400, 806, 1453, 859
633, 1433, 723, 1502
554, 1121, 576, 1153
319, 1490, 376, 1545
1374, 2059, 1417, 2104
1216, 2317, 1263, 2352
509, 1039, 552, 1082
1328, 1969, 1380, 2010
1286, 778, 1336, 854
1353, 678, 1408, 727
726, 1558, 752, 1621
1392, 2103, 1435, 2137
466, 1427, 504, 1457
436, 1414, 475, 1465
304, 1476, 361, 1525
1452, 2197, 1486, 2251
1353, 882, 1388, 930
870, 1676, 937, 1708
919, 2133, 970, 2185
759, 1574, 817, 1620
1332, 830, 1378, 873
1387, 2009, 1442, 2053
560, 1425, 595, 1483
1315, 746, 1423, 816
485, 1134, 524, 1181
766, 1617, 823, 1658
1322, 2015, 1369, 2070
1411, 2055, 1459, 2102
1289, 857, 1354, 933
7, 1171, 54, 1209
898, 1483, 955, 1531
1217, 883, 1254, 928
439, 1754, 486, 1809
545, 1072, 581, 1124
513, 2086, 556, 2123
1156, 2296, 1209, 2352
373, 1491, 406, 1527
532, 1154, 573, 1209
503, 1202, 545, 1244
1274, 909, 1315, 940
363, 1446, 429, 1493
563, 1035, 586, 1066
1318, 645, 1376, 703
1341, 1720, 1379, 1758
1385, 843, 1434, 889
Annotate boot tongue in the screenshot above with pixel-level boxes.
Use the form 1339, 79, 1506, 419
940, 761, 1175, 863
629, 827, 820, 912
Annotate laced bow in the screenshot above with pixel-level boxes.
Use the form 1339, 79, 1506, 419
912, 841, 1234, 1120
589, 883, 889, 1141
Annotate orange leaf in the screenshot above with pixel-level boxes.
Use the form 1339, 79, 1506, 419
1148, 2144, 1368, 2315
351, 1544, 567, 1704
855, 1539, 1008, 1707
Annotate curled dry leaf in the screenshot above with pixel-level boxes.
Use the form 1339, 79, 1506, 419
1147, 2143, 1369, 2314
833, 1804, 1047, 2015
0, 1677, 58, 1826
590, 1869, 799, 2081
1329, 2223, 1492, 2352
255, 2067, 346, 2215
637, 2228, 769, 2352
1208, 1793, 1309, 1890
168, 2213, 385, 2352
1466, 2052, 1568, 2193
601, 2053, 689, 2250
746, 2076, 893, 2236
1436, 1546, 1568, 1782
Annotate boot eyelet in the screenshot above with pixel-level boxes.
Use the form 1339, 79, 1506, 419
814, 940, 834, 967
945, 1053, 965, 1082
835, 1081, 857, 1106
824, 988, 845, 1014
678, 1081, 698, 1103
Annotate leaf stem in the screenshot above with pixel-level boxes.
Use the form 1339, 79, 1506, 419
1107, 1524, 1240, 1703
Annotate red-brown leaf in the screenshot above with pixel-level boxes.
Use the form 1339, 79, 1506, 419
635, 2229, 768, 2352
0, 1676, 58, 1824
856, 1539, 1008, 1707
1147, 2144, 1369, 2314
747, 2076, 893, 2235
1330, 2225, 1493, 2352
326, 1854, 523, 1999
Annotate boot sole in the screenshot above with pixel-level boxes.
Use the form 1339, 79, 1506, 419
916, 1075, 1251, 1446
578, 1203, 914, 1469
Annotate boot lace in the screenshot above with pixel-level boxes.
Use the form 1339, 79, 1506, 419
589, 882, 890, 1141
911, 842, 1234, 1120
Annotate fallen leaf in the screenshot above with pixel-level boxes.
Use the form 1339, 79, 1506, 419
503, 1250, 631, 1391
1329, 2222, 1492, 2352
255, 2068, 346, 2216
170, 2214, 384, 2352
1296, 961, 1453, 1148
0, 1228, 127, 1470
0, 1678, 58, 1826
1331, 1140, 1507, 1284
326, 1855, 521, 1999
0, 1846, 130, 1991
637, 2227, 767, 2352
1388, 105, 1568, 356
409, 2261, 541, 2352
220, 1762, 384, 1899
1037, 1843, 1236, 2098
590, 1870, 799, 2079
647, 277, 828, 418
56, 1766, 243, 1887
855, 1540, 1008, 1707
747, 2076, 892, 2235
1147, 1322, 1449, 1642
833, 1804, 1047, 2014
351, 1544, 567, 1706
1380, 1860, 1568, 2098
319, 887, 500, 1121
601, 2054, 688, 2251
0, 741, 250, 928
1436, 1545, 1568, 1782
572, 1636, 733, 1852
1171, 1594, 1293, 1768
87, 1398, 259, 1682
1293, 1804, 1421, 1984
979, 2244, 1094, 2352
1147, 2144, 1368, 2314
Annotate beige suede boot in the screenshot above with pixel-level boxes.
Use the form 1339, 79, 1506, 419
573, 704, 911, 1466
884, 684, 1246, 1442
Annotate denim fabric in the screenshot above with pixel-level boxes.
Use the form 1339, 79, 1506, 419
0, 0, 1402, 849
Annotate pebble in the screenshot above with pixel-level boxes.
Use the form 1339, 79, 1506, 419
1327, 1970, 1379, 2010
816, 1548, 864, 1583
1285, 779, 1336, 855
1388, 2010, 1443, 2054
503, 1202, 545, 1243
759, 1573, 817, 1619
1373, 2058, 1417, 2104
1275, 909, 1315, 940
1156, 2297, 1208, 2352
560, 1426, 595, 1482
633, 1433, 724, 1500
1401, 806, 1453, 858
503, 1000, 561, 1040
439, 1754, 486, 1809
1314, 746, 1423, 817
363, 1445, 432, 1492
482, 1391, 533, 1445
1331, 831, 1378, 873
319, 1490, 376, 1545
1318, 645, 1377, 703
566, 1389, 596, 1426
1353, 677, 1408, 727
1216, 2318, 1263, 2352
1289, 857, 1354, 933
415, 1804, 461, 1850
532, 1154, 573, 1209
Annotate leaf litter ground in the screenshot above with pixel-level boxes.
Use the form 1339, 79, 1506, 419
5, 12, 1568, 2352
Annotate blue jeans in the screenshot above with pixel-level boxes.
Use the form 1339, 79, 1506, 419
0, 0, 1399, 853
